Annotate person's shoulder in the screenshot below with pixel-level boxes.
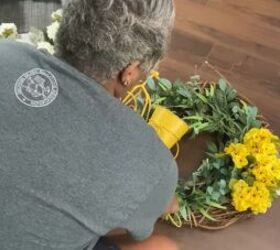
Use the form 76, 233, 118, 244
113, 103, 176, 173
0, 39, 43, 62
0, 39, 33, 51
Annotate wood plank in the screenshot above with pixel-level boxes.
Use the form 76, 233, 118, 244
208, 0, 280, 25
178, 21, 280, 66
174, 0, 280, 61
207, 44, 247, 70
232, 55, 280, 83
188, 0, 209, 5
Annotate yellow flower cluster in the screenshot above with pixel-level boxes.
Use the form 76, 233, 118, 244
226, 128, 280, 214
224, 143, 249, 169
252, 154, 280, 186
231, 180, 272, 214
244, 128, 279, 155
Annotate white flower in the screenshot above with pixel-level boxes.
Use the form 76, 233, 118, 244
51, 9, 63, 22
28, 27, 45, 45
277, 189, 280, 196
37, 41, 55, 55
0, 23, 18, 39
47, 21, 60, 41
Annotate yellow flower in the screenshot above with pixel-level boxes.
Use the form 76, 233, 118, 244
244, 128, 279, 155
244, 128, 278, 144
231, 180, 272, 214
246, 140, 277, 156
231, 180, 251, 212
225, 143, 249, 168
233, 155, 249, 169
260, 141, 278, 155
249, 182, 271, 214
252, 155, 280, 187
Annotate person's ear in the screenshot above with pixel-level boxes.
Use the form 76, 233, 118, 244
120, 61, 142, 88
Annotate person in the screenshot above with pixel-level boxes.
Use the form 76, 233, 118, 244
0, 0, 179, 250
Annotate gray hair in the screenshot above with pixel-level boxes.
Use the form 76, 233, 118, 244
55, 0, 174, 82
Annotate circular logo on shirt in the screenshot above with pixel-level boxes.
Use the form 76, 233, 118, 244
14, 68, 59, 108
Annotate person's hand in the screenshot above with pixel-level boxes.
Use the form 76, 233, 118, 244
164, 196, 179, 214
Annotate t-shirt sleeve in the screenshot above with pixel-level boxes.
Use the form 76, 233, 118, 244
124, 161, 178, 241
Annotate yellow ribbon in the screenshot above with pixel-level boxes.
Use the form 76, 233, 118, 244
148, 120, 181, 159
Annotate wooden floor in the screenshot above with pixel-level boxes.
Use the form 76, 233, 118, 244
158, 1, 280, 249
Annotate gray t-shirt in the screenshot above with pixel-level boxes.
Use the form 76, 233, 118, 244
0, 40, 178, 250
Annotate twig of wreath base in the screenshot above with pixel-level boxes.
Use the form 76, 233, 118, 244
196, 212, 251, 230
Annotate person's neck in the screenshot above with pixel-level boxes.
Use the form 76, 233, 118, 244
103, 82, 116, 96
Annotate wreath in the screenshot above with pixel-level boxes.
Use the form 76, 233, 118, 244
123, 65, 280, 230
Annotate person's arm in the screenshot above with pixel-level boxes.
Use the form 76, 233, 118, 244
105, 162, 179, 250
120, 161, 178, 241
164, 196, 179, 214
107, 234, 178, 250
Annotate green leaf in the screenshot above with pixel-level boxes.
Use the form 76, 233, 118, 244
159, 78, 172, 91
219, 179, 227, 189
205, 88, 210, 97
220, 168, 228, 175
198, 208, 218, 221
179, 206, 188, 221
194, 92, 208, 103
248, 106, 258, 118
213, 162, 221, 170
227, 89, 237, 101
207, 142, 218, 153
216, 89, 227, 107
147, 77, 156, 90
193, 127, 200, 135
137, 96, 144, 105
152, 97, 166, 105
251, 120, 262, 128
207, 186, 214, 195
177, 87, 191, 98
184, 115, 204, 121
173, 80, 183, 87
219, 188, 227, 195
206, 201, 227, 210
232, 105, 239, 113
212, 191, 221, 201
218, 79, 227, 92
